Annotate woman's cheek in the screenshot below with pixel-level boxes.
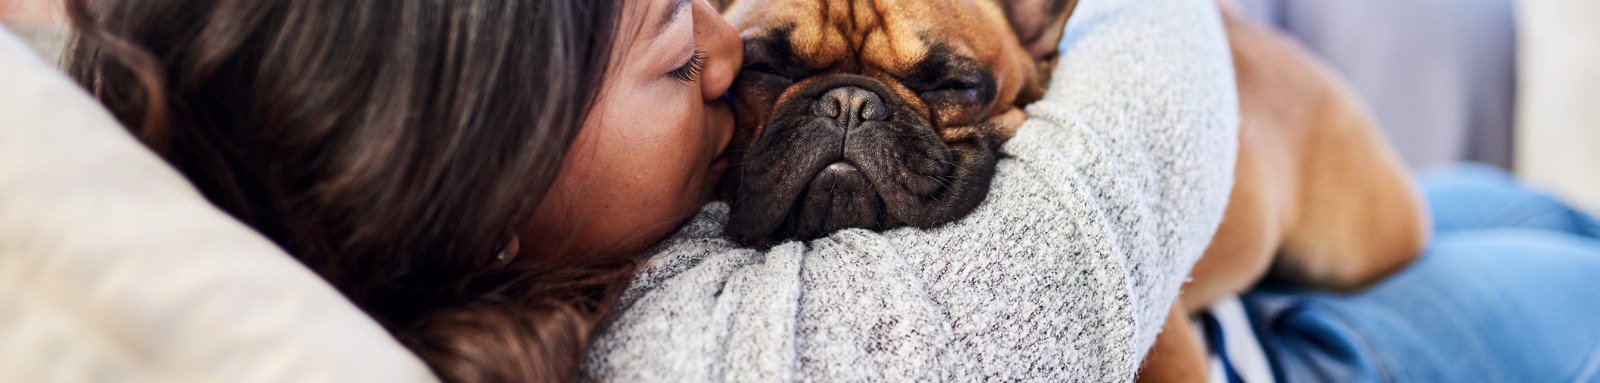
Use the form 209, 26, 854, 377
642, 103, 707, 207
539, 84, 709, 258
634, 85, 707, 184
609, 95, 705, 212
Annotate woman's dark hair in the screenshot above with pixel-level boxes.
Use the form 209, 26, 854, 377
66, 0, 625, 381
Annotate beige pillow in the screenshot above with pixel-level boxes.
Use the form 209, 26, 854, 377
1517, 0, 1600, 211
0, 27, 436, 383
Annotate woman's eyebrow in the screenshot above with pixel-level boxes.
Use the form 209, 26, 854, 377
657, 0, 692, 35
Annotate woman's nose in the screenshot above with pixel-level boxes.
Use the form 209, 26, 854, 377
694, 0, 742, 101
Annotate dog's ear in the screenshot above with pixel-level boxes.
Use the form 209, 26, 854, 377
996, 0, 1080, 61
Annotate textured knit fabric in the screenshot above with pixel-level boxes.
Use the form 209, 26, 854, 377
583, 0, 1239, 381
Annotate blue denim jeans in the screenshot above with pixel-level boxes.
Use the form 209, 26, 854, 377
1244, 164, 1600, 382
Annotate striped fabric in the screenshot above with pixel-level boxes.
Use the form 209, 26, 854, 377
1195, 297, 1276, 383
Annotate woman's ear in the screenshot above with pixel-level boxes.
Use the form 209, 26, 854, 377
996, 0, 1080, 61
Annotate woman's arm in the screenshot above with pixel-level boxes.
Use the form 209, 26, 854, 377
584, 0, 1238, 380
982, 0, 1241, 364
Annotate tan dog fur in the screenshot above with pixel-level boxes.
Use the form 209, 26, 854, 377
718, 0, 1063, 152
1138, 8, 1430, 382
716, 1, 1431, 380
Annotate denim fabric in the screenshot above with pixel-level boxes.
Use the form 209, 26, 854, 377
1244, 164, 1600, 382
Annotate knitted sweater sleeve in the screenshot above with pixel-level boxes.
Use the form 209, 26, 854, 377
584, 0, 1238, 381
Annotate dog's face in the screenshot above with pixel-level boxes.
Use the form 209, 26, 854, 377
719, 0, 1078, 246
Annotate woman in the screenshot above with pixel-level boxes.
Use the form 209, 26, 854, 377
66, 0, 747, 380
60, 0, 1600, 381
65, 0, 1244, 380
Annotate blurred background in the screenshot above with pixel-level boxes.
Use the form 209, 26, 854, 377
3, 0, 1596, 210
0, 0, 65, 62
1238, 0, 1600, 212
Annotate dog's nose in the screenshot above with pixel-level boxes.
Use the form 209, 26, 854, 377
812, 86, 887, 125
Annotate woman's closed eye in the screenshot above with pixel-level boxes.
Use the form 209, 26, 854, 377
668, 47, 706, 82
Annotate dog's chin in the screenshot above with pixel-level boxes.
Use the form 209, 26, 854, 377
722, 75, 1003, 248
778, 161, 889, 241
726, 162, 894, 247
725, 144, 998, 248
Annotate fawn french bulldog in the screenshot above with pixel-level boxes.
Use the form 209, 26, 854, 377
716, 0, 1429, 380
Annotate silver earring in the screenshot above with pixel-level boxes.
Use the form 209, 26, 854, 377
491, 235, 520, 267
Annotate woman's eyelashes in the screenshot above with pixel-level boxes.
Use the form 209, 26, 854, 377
668, 47, 706, 83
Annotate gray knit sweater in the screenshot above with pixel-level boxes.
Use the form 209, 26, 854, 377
584, 0, 1239, 381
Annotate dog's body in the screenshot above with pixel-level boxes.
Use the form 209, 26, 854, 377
1137, 11, 1430, 382
718, 0, 1429, 380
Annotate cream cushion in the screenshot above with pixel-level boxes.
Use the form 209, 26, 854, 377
0, 27, 436, 382
1516, 0, 1600, 211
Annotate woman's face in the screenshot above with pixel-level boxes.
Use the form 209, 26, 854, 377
526, 0, 742, 261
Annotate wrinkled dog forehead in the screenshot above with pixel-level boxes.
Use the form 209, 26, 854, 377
721, 0, 1017, 74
